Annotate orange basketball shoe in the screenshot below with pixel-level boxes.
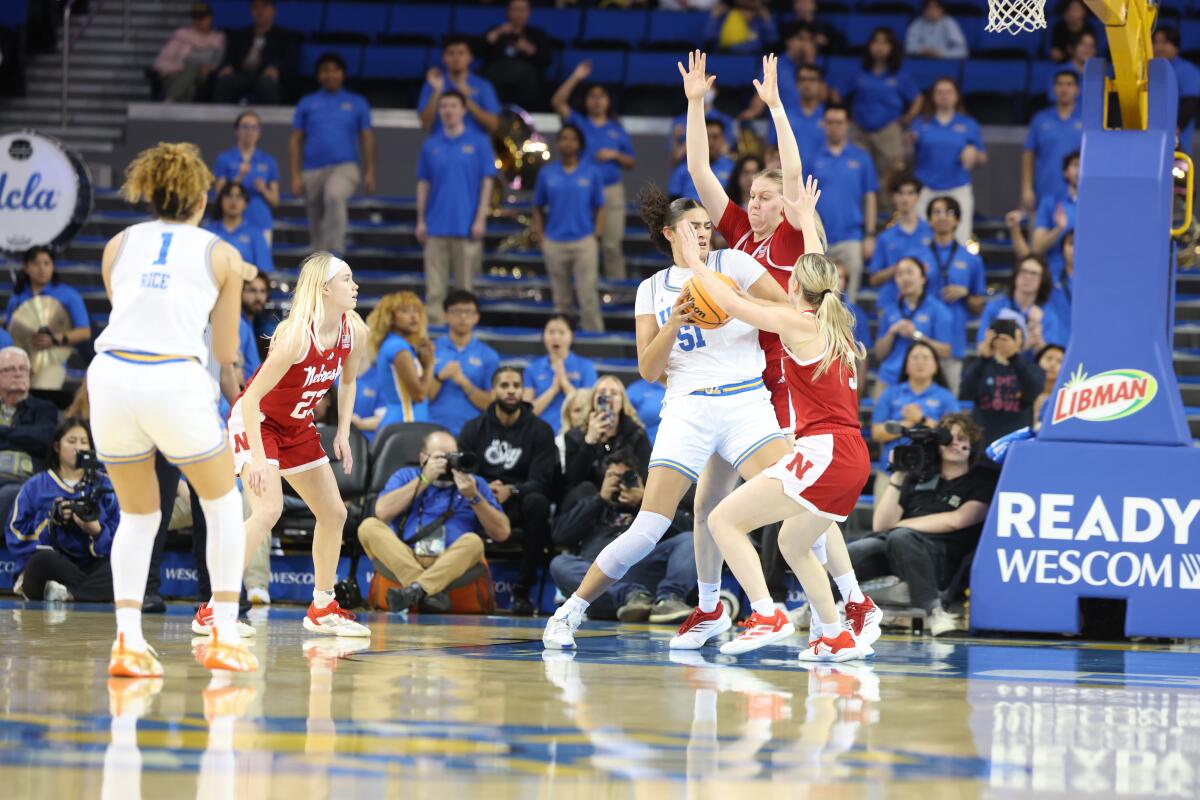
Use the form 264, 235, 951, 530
202, 631, 259, 672
108, 634, 164, 678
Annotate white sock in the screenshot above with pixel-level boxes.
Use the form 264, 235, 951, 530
820, 621, 843, 639
313, 589, 336, 609
834, 571, 865, 605
697, 581, 721, 613
750, 598, 776, 617
110, 510, 162, 649
559, 594, 589, 618
201, 489, 247, 641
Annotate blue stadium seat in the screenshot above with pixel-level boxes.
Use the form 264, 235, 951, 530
275, 2, 325, 35
644, 11, 707, 50
859, 0, 919, 12
361, 45, 429, 79
707, 53, 760, 86
625, 52, 683, 86
385, 4, 453, 44
210, 0, 245, 30
1028, 60, 1063, 100
452, 6, 507, 37
905, 58, 962, 92
559, 49, 626, 85
823, 55, 861, 93
1181, 19, 1200, 54
322, 3, 388, 38
957, 16, 985, 50
299, 43, 364, 77
845, 14, 911, 50
577, 9, 649, 49
823, 13, 856, 41
537, 8, 583, 45
976, 26, 1042, 58
962, 59, 1027, 95
0, 0, 28, 28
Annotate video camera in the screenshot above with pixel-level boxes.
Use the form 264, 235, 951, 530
609, 468, 639, 503
885, 422, 952, 483
438, 451, 479, 482
50, 450, 108, 527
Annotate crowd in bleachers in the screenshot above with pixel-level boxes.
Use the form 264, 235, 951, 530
4, 0, 1199, 633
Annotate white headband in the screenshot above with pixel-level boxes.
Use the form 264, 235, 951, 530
325, 256, 349, 282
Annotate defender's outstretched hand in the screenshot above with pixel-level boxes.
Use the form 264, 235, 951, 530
781, 175, 822, 226
752, 54, 781, 109
677, 50, 716, 102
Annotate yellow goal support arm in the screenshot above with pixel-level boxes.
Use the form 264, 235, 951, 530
1082, 0, 1157, 129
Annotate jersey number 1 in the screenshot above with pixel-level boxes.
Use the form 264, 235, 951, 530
151, 232, 173, 266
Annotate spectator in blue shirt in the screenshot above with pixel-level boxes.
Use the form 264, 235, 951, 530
839, 28, 921, 211
289, 51, 375, 255
5, 247, 91, 391
669, 118, 736, 202
703, 0, 779, 55
367, 292, 435, 430
552, 60, 637, 282
670, 92, 737, 167
523, 315, 598, 434
213, 110, 280, 244
533, 124, 606, 332
810, 103, 879, 299
1047, 229, 1074, 334
725, 154, 766, 209
356, 429, 511, 614
912, 78, 986, 243
868, 172, 932, 297
416, 90, 497, 325
921, 195, 988, 393
0, 329, 11, 350
871, 340, 959, 471
1022, 70, 1082, 211
874, 256, 954, 396
738, 23, 824, 123
905, 0, 968, 59
978, 255, 1067, 353
1051, 30, 1096, 95
7, 418, 119, 602
205, 182, 273, 274
418, 34, 501, 136
625, 379, 666, 445
765, 63, 827, 164
1031, 150, 1078, 279
1153, 27, 1200, 152
429, 290, 500, 436
349, 365, 383, 442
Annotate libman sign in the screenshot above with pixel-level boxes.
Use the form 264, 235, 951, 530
1051, 366, 1158, 425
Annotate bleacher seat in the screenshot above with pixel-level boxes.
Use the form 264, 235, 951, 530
0, 0, 28, 28
1028, 60, 1062, 101
624, 52, 682, 87
384, 3, 453, 45
320, 2, 388, 41
644, 11, 707, 51
299, 43, 364, 77
957, 16, 986, 51
860, 0, 920, 12
976, 26, 1043, 59
1182, 20, 1200, 60
844, 14, 912, 50
210, 0, 244, 30
707, 54, 760, 86
577, 9, 649, 49
452, 5, 507, 37
963, 59, 1028, 123
361, 45, 429, 80
368, 423, 449, 496
275, 1, 325, 35
823, 55, 861, 93
905, 57, 962, 92
537, 8, 583, 46
558, 49, 625, 85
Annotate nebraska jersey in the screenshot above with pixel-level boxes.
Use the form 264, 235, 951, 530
234, 315, 353, 433
782, 333, 861, 436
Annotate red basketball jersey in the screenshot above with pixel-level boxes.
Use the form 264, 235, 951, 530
237, 315, 353, 433
782, 336, 861, 437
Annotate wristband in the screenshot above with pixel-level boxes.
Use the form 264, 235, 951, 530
418, 473, 430, 485
769, 105, 787, 120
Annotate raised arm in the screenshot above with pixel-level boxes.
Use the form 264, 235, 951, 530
780, 177, 824, 255
552, 61, 590, 119
756, 54, 804, 214
679, 51, 731, 220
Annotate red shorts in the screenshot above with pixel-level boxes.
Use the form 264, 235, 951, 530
227, 400, 328, 476
761, 355, 791, 430
762, 430, 870, 521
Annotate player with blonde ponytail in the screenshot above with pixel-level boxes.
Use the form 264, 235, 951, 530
220, 251, 373, 638
681, 176, 879, 662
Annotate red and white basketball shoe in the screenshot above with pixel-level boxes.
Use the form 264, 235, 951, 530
798, 629, 868, 662
843, 595, 882, 647
718, 609, 796, 655
669, 606, 732, 650
303, 600, 371, 637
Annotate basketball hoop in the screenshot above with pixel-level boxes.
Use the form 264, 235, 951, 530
986, 0, 1047, 34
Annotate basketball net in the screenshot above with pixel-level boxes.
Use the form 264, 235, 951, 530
986, 0, 1047, 34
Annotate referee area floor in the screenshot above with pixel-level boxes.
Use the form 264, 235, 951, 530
1, 600, 1197, 798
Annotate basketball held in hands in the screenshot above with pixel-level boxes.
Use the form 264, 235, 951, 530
682, 273, 737, 329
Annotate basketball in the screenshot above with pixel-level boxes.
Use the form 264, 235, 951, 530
683, 273, 737, 329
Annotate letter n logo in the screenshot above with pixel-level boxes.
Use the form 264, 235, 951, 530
233, 432, 249, 453
788, 453, 814, 481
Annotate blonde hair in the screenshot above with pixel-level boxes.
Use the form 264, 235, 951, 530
792, 253, 866, 381
751, 168, 829, 249
592, 374, 643, 428
561, 387, 594, 432
122, 142, 213, 221
270, 251, 366, 355
365, 291, 427, 356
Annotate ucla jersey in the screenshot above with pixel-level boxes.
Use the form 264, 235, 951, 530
95, 221, 221, 364
633, 249, 767, 401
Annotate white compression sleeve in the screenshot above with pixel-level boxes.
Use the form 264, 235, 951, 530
201, 488, 247, 596
594, 510, 672, 580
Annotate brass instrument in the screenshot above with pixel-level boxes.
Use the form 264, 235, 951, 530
8, 295, 73, 390
490, 105, 549, 256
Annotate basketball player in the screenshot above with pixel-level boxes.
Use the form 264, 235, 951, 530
685, 51, 882, 648
679, 186, 876, 662
89, 142, 256, 676
222, 252, 371, 637
543, 186, 796, 650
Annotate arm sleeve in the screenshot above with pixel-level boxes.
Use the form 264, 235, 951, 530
944, 19, 968, 58
291, 99, 307, 131
478, 80, 501, 114
253, 228, 274, 272
357, 97, 373, 132
1023, 119, 1038, 152
862, 155, 880, 193
213, 150, 233, 180
591, 169, 605, 209
417, 81, 433, 113
1035, 197, 1054, 230
579, 358, 598, 388
479, 136, 498, 177
634, 278, 655, 317
5, 478, 46, 547
474, 477, 503, 512
416, 141, 433, 182
63, 288, 91, 329
969, 257, 987, 296
967, 117, 985, 152
867, 231, 887, 273
898, 72, 919, 105
515, 425, 560, 497
266, 154, 280, 182
383, 467, 419, 495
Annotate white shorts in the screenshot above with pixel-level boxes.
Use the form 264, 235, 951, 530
88, 352, 227, 467
648, 385, 788, 483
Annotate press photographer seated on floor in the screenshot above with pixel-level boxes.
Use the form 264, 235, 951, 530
850, 413, 997, 637
6, 418, 120, 603
357, 431, 511, 614
549, 449, 696, 625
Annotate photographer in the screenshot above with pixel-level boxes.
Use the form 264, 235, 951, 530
6, 418, 119, 602
459, 366, 559, 616
357, 430, 510, 613
851, 413, 996, 636
550, 450, 695, 624
960, 315, 1045, 445
563, 375, 651, 509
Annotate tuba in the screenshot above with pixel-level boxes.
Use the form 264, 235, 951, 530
489, 105, 549, 254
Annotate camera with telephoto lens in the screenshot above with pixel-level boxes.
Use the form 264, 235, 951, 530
610, 469, 639, 502
50, 450, 108, 527
438, 451, 479, 481
886, 423, 952, 483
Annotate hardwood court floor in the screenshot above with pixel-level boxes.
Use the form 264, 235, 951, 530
1, 600, 1197, 799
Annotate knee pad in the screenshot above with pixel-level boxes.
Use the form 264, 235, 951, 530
594, 510, 672, 580
812, 533, 828, 566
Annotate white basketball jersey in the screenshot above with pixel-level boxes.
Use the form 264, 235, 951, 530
95, 221, 221, 364
634, 248, 767, 401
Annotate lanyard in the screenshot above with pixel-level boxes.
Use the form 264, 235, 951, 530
929, 240, 959, 288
